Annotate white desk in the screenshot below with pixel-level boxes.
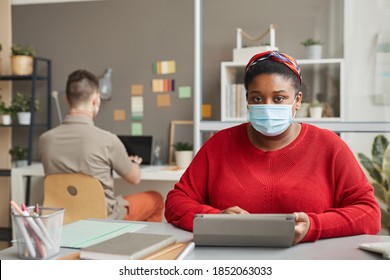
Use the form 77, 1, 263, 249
1, 220, 390, 260
11, 163, 185, 205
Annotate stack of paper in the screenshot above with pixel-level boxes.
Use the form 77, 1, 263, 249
61, 220, 147, 248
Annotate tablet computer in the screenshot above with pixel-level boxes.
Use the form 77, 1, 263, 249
193, 214, 295, 247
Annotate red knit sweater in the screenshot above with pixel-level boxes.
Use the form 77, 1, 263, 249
164, 123, 381, 242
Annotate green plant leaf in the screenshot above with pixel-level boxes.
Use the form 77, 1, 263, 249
384, 179, 390, 193
358, 153, 383, 184
9, 146, 28, 160
359, 135, 390, 234
11, 44, 36, 57
372, 182, 387, 203
382, 146, 390, 185
300, 38, 323, 46
173, 141, 193, 151
10, 92, 40, 112
372, 135, 389, 168
380, 207, 390, 232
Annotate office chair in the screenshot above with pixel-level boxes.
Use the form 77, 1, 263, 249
43, 173, 107, 224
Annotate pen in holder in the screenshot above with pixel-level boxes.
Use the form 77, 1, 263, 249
11, 205, 64, 259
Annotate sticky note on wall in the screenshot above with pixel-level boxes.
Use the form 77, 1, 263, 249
131, 123, 143, 136
131, 96, 143, 120
113, 109, 126, 121
178, 86, 191, 99
157, 94, 171, 107
131, 84, 143, 95
152, 79, 175, 92
153, 60, 176, 75
202, 104, 212, 118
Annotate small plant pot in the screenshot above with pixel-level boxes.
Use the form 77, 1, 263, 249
17, 112, 31, 125
13, 160, 28, 168
305, 45, 323, 59
1, 114, 12, 125
175, 151, 193, 169
11, 55, 33, 75
309, 107, 323, 118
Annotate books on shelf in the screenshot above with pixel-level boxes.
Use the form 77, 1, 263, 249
79, 232, 177, 260
224, 83, 246, 120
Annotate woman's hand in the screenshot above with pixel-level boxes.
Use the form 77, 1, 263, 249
293, 212, 310, 244
221, 206, 249, 214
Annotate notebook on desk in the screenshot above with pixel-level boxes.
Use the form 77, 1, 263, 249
79, 232, 177, 260
117, 135, 153, 165
193, 214, 295, 247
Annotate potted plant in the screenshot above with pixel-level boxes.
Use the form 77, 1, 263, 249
10, 92, 40, 125
173, 141, 194, 169
309, 99, 323, 118
9, 146, 28, 167
301, 38, 323, 59
357, 135, 390, 234
11, 44, 36, 75
0, 95, 12, 125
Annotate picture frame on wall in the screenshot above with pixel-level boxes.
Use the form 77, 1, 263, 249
168, 120, 193, 165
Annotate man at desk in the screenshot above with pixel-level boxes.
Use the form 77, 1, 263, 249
39, 69, 163, 222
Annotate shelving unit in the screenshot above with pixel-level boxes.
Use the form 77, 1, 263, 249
191, 0, 390, 155
220, 58, 345, 122
193, 58, 345, 150
0, 57, 52, 202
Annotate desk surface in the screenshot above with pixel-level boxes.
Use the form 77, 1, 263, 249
11, 163, 184, 204
11, 162, 184, 180
1, 220, 389, 260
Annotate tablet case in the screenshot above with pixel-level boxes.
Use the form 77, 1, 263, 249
193, 214, 295, 247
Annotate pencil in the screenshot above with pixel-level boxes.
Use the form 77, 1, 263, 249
143, 243, 184, 260
10, 201, 36, 258
176, 241, 195, 260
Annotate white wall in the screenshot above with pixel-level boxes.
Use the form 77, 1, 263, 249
344, 0, 390, 156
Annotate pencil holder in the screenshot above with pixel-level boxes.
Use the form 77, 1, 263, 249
12, 207, 64, 259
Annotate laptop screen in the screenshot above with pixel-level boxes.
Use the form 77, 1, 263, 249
117, 135, 153, 165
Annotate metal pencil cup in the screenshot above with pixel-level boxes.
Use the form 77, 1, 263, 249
12, 207, 64, 259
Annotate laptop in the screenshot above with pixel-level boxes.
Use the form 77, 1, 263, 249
117, 135, 153, 165
193, 214, 295, 247
359, 242, 390, 259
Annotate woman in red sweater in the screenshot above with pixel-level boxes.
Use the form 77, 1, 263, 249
165, 51, 381, 244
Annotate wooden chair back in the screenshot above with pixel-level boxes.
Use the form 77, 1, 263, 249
43, 173, 107, 224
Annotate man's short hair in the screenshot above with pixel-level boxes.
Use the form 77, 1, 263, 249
66, 69, 99, 106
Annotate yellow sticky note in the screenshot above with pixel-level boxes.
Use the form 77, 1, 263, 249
152, 79, 162, 92
202, 104, 212, 118
166, 60, 176, 74
154, 60, 176, 74
157, 94, 171, 107
113, 109, 126, 121
131, 84, 143, 95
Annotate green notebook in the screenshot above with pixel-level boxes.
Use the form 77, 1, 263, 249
61, 220, 146, 248
79, 232, 177, 260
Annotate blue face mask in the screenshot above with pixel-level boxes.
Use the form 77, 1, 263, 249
247, 103, 296, 137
